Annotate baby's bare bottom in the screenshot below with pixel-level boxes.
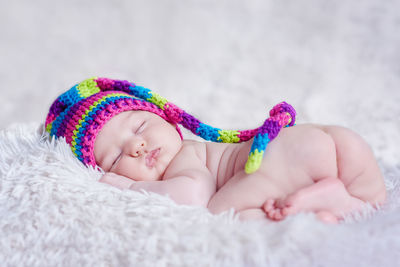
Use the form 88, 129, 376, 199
208, 125, 386, 223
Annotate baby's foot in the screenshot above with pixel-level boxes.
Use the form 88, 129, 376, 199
264, 178, 360, 221
263, 190, 314, 220
263, 198, 339, 223
263, 198, 296, 221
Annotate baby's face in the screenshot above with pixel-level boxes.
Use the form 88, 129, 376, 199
94, 110, 182, 181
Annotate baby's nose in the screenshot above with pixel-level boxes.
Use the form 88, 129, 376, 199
126, 138, 147, 157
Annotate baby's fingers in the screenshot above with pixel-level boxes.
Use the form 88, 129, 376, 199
100, 172, 135, 189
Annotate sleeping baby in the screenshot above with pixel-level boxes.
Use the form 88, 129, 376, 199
45, 77, 386, 223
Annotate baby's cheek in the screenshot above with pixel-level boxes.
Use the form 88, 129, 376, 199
113, 159, 137, 179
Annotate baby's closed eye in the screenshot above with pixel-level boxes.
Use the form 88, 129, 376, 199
135, 121, 146, 134
113, 153, 122, 164
109, 152, 122, 171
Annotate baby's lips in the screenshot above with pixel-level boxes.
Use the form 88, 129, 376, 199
145, 148, 161, 168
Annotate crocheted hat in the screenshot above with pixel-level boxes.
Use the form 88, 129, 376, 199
45, 77, 296, 174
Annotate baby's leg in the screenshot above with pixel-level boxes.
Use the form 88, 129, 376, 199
207, 171, 284, 221
264, 125, 386, 222
263, 177, 364, 222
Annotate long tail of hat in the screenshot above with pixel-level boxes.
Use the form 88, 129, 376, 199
55, 77, 296, 174
244, 102, 296, 173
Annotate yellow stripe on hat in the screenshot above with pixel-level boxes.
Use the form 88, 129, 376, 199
245, 149, 264, 174
148, 91, 168, 109
77, 77, 100, 98
217, 130, 240, 143
70, 92, 131, 154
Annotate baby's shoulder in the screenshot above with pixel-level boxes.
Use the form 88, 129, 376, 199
162, 140, 210, 181
181, 140, 207, 163
180, 140, 233, 163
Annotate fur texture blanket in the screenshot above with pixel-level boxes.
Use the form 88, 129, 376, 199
0, 121, 399, 266
1, 1, 400, 265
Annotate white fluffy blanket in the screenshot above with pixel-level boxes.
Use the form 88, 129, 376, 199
1, 1, 400, 265
0, 120, 399, 266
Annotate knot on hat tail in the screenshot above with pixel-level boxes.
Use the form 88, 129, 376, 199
269, 101, 296, 128
245, 102, 296, 174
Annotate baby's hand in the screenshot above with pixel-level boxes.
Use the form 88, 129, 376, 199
99, 172, 135, 190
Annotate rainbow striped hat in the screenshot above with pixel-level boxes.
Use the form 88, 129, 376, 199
45, 77, 296, 174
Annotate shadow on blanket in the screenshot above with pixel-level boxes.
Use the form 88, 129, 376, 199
0, 123, 399, 266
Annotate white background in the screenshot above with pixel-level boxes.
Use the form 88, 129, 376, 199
1, 0, 399, 163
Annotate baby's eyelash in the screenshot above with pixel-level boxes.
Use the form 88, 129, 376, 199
111, 153, 122, 169
135, 121, 146, 134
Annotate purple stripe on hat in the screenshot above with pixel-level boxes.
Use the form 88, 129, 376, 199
49, 100, 67, 117
45, 99, 67, 126
181, 112, 201, 134
259, 119, 281, 140
113, 79, 132, 93
56, 93, 105, 138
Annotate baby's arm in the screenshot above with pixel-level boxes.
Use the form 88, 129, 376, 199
100, 169, 216, 207
100, 172, 135, 189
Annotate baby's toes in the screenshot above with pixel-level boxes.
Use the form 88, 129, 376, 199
280, 195, 303, 216
263, 202, 278, 220
272, 210, 284, 220
263, 199, 275, 212
263, 199, 288, 221
265, 208, 277, 219
269, 211, 282, 221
